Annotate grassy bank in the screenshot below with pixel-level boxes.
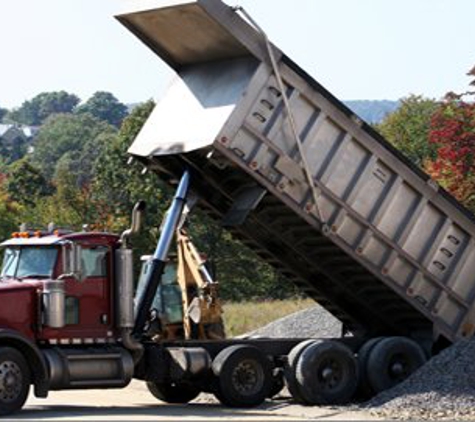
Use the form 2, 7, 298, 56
222, 298, 314, 337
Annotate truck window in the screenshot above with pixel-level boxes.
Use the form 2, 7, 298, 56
81, 247, 108, 278
1, 248, 20, 277
1, 247, 58, 279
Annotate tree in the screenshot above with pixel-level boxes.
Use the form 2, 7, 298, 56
32, 113, 116, 181
0, 179, 20, 241
93, 100, 163, 228
187, 212, 299, 301
376, 95, 439, 167
77, 91, 128, 127
30, 160, 97, 229
423, 66, 475, 211
0, 107, 7, 123
93, 100, 158, 219
9, 91, 80, 126
53, 131, 117, 189
92, 100, 171, 274
0, 128, 28, 164
0, 141, 27, 164
425, 92, 475, 210
5, 159, 52, 207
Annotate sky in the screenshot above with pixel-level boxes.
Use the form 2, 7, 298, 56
0, 0, 474, 109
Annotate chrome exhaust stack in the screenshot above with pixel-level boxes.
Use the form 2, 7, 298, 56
120, 201, 146, 248
116, 201, 146, 361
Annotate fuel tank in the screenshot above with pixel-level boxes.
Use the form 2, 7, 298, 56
43, 347, 134, 390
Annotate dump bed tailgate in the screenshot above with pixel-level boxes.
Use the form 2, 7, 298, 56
118, 0, 475, 342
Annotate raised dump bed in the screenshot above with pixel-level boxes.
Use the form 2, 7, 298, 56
118, 0, 475, 345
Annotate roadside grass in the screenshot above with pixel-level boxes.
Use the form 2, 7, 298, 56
222, 298, 315, 337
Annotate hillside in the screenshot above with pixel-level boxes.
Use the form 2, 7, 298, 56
344, 100, 400, 124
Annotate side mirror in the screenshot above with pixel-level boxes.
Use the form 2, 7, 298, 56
62, 242, 84, 282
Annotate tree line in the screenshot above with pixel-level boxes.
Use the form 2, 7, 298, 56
0, 91, 294, 301
0, 65, 474, 301
376, 66, 475, 210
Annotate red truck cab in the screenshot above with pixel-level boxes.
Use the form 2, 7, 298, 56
0, 231, 120, 343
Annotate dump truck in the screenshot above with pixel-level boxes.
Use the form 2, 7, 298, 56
0, 0, 473, 415
122, 0, 475, 402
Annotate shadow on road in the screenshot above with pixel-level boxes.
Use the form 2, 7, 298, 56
10, 402, 295, 421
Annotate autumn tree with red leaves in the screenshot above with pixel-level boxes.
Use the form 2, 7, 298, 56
425, 66, 475, 210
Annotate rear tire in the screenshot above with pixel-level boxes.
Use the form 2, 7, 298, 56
295, 340, 359, 405
284, 339, 316, 404
0, 347, 30, 416
366, 336, 426, 394
212, 345, 272, 407
356, 337, 384, 398
146, 381, 200, 404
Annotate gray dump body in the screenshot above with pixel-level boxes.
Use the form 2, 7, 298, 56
118, 0, 475, 343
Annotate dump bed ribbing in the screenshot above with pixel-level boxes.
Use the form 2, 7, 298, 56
118, 0, 475, 343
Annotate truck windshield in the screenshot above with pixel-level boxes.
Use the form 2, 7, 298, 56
1, 247, 58, 279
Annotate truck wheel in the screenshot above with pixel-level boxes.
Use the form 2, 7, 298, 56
146, 381, 200, 404
295, 340, 359, 405
212, 345, 272, 407
0, 347, 30, 416
356, 337, 384, 398
284, 339, 316, 404
366, 336, 426, 394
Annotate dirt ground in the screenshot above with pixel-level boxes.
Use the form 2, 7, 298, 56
10, 380, 379, 421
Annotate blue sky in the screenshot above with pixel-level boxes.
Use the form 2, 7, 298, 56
1, 0, 474, 109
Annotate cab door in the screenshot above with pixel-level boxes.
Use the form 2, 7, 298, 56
40, 244, 114, 341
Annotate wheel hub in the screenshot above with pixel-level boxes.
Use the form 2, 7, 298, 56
321, 367, 334, 380
231, 360, 263, 396
390, 361, 406, 377
319, 359, 342, 390
0, 361, 23, 402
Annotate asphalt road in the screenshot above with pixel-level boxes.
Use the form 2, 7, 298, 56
7, 381, 378, 421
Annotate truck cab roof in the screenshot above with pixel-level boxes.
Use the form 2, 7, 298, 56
0, 232, 120, 248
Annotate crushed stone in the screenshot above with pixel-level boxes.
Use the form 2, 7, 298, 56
364, 338, 475, 420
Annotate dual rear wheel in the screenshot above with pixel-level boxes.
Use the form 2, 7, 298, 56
212, 345, 273, 407
357, 336, 427, 397
284, 336, 427, 405
285, 340, 359, 405
147, 345, 273, 408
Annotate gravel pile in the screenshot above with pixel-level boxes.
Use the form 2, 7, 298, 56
365, 337, 475, 420
245, 304, 342, 338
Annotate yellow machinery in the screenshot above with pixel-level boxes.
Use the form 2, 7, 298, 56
145, 229, 225, 341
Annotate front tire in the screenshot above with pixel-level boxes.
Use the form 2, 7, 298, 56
212, 345, 272, 407
0, 347, 30, 416
146, 381, 200, 404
